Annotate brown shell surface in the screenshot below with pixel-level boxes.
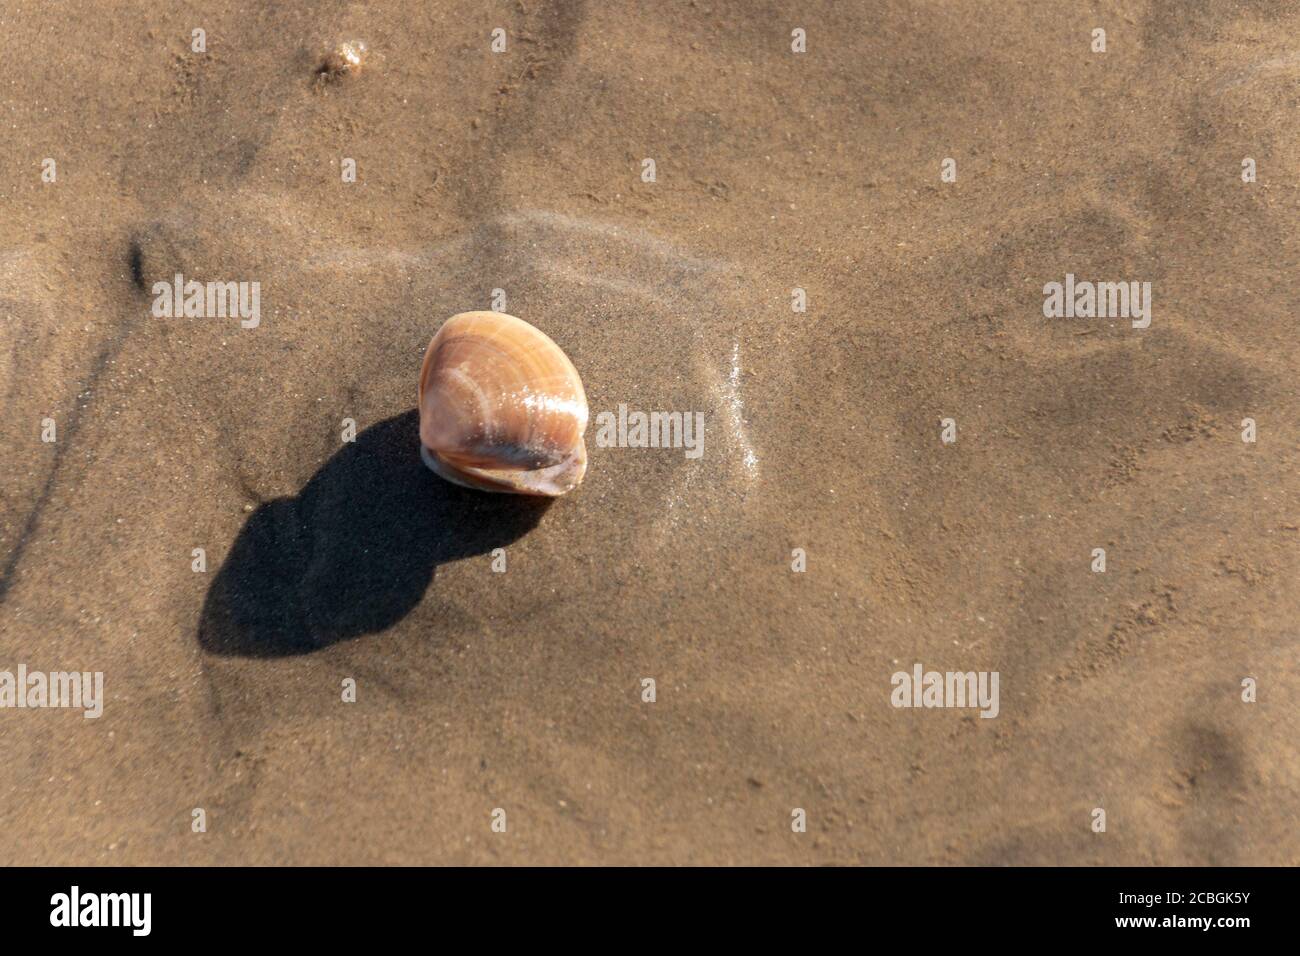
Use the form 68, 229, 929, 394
418, 311, 589, 496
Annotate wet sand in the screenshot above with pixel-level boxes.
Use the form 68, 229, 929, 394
2, 1, 1298, 864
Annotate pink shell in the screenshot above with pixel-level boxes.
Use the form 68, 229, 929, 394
418, 311, 588, 496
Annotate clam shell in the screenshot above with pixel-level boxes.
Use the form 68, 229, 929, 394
418, 311, 588, 496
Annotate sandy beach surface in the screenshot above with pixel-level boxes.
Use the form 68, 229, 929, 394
2, 1, 1297, 864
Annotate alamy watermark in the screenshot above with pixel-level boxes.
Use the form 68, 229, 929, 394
50, 886, 150, 936
594, 404, 704, 459
890, 663, 999, 718
0, 665, 103, 718
151, 272, 260, 329
1043, 273, 1151, 329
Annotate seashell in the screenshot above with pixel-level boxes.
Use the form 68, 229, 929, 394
418, 311, 589, 497
317, 40, 368, 82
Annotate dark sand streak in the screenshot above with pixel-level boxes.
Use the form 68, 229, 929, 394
0, 316, 138, 604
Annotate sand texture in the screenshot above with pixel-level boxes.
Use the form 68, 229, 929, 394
2, 1, 1298, 864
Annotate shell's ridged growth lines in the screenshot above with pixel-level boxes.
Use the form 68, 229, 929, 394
418, 311, 589, 496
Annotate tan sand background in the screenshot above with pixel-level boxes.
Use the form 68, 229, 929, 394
1, 0, 1297, 864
